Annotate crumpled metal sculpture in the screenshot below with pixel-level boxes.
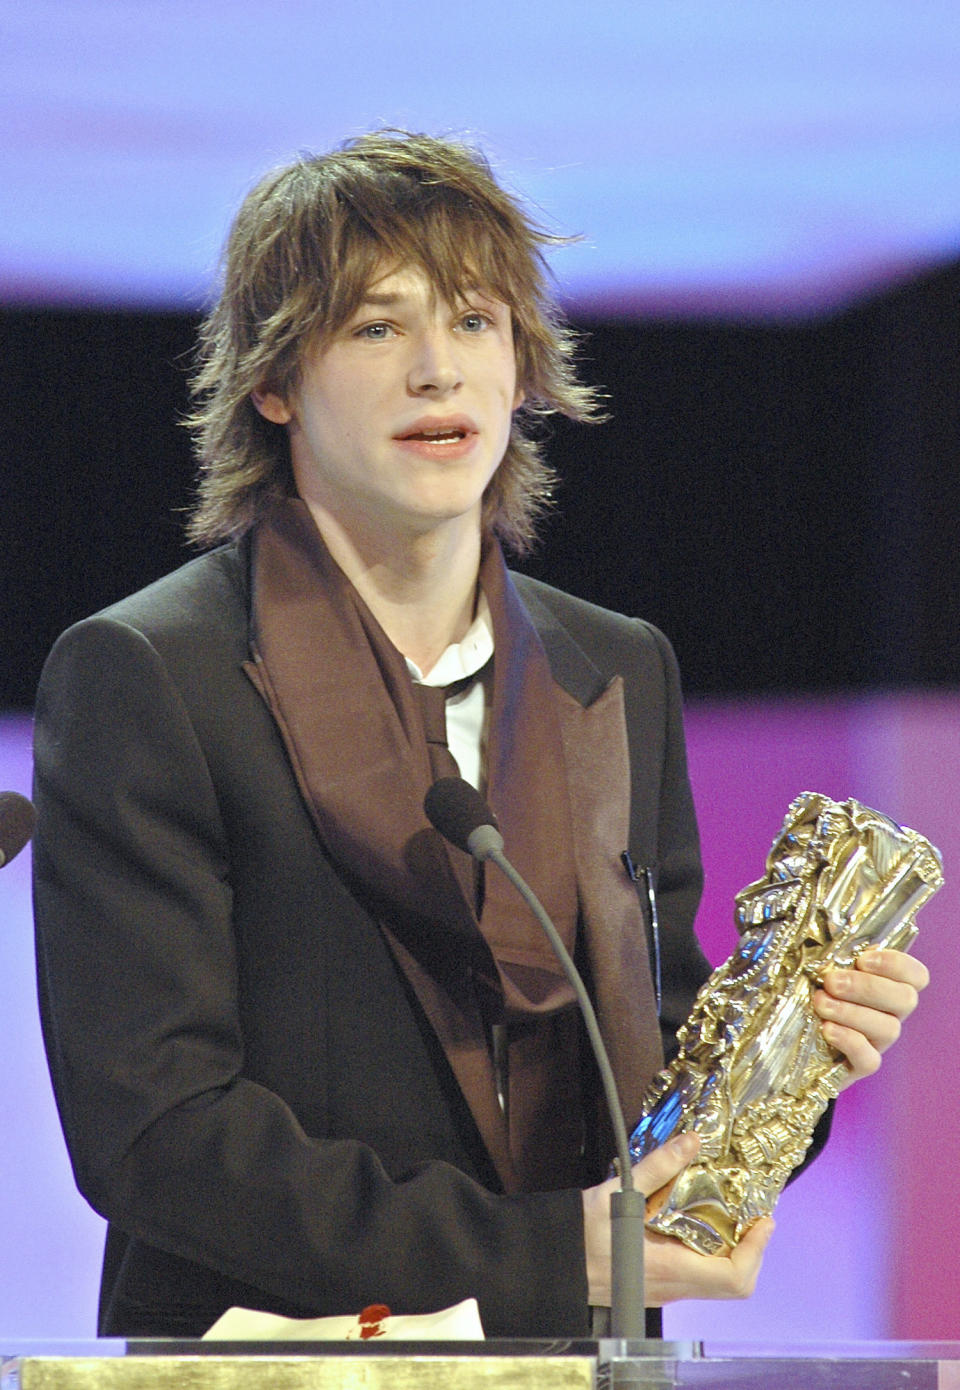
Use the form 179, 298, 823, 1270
627, 792, 943, 1256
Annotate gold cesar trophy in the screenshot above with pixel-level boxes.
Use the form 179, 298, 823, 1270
628, 792, 943, 1256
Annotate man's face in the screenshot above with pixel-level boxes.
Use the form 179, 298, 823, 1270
254, 264, 523, 547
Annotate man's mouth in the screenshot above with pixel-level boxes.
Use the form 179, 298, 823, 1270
401, 428, 467, 443
395, 416, 477, 445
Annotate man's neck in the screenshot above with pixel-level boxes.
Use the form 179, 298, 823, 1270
303, 500, 483, 676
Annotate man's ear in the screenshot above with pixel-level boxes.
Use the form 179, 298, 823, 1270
251, 388, 292, 426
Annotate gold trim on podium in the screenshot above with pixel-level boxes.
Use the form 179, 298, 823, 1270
1, 1355, 595, 1390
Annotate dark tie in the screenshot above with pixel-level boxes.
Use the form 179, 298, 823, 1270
416, 679, 488, 915
416, 682, 464, 782
417, 678, 505, 1117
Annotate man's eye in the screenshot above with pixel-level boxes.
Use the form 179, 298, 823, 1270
355, 322, 395, 340
458, 312, 490, 333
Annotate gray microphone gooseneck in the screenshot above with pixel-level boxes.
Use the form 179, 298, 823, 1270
423, 776, 647, 1340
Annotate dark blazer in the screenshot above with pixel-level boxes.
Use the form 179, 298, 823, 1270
32, 537, 709, 1339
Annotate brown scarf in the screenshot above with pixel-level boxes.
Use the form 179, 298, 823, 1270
244, 499, 660, 1191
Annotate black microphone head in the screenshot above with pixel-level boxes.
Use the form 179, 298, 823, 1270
0, 791, 36, 868
424, 777, 499, 856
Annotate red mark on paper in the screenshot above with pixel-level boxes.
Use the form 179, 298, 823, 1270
357, 1304, 391, 1339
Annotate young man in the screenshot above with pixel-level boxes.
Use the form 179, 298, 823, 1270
32, 131, 927, 1339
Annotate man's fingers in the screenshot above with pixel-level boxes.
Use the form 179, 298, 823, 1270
820, 949, 928, 1027
583, 1134, 702, 1307
731, 1216, 776, 1263
724, 1217, 776, 1297
645, 1213, 776, 1305
592, 1136, 779, 1307
814, 947, 931, 1089
630, 1131, 700, 1197
857, 948, 930, 992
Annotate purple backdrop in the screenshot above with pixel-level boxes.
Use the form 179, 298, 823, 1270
2, 692, 955, 1340
2, 2, 959, 316
667, 692, 959, 1342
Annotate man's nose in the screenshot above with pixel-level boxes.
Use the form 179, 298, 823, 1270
407, 329, 463, 395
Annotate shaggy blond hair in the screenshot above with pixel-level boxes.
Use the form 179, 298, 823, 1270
186, 130, 602, 553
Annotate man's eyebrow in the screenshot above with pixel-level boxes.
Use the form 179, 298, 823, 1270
357, 291, 404, 307
355, 287, 496, 309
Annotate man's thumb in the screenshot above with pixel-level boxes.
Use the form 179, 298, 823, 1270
629, 1130, 700, 1205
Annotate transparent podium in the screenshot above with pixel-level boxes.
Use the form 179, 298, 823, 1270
4, 1340, 960, 1389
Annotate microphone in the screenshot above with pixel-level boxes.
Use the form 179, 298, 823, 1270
423, 776, 503, 860
424, 776, 648, 1341
0, 791, 36, 868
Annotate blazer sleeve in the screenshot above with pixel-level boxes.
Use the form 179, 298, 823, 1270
33, 613, 588, 1338
641, 621, 712, 1059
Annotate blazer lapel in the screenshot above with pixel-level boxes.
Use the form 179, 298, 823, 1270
517, 580, 665, 1134
553, 679, 664, 1137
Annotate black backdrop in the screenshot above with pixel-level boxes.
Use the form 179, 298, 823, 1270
3, 260, 957, 710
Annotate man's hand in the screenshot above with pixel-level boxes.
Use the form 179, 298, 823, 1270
582, 1133, 775, 1307
813, 947, 930, 1090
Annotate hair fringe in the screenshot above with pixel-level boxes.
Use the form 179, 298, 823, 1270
184, 130, 605, 553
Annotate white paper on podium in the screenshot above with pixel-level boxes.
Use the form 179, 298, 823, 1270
202, 1298, 485, 1341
